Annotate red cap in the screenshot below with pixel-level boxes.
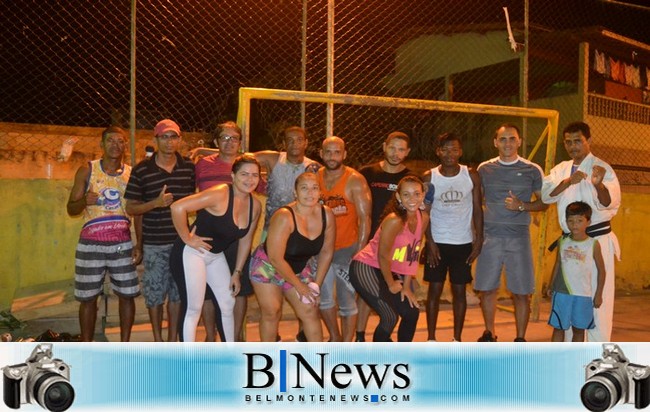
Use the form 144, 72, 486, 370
154, 119, 181, 137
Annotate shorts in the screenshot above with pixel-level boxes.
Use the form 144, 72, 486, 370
423, 243, 473, 284
74, 239, 140, 301
548, 292, 595, 330
320, 245, 358, 316
474, 235, 535, 295
249, 244, 317, 291
142, 244, 181, 307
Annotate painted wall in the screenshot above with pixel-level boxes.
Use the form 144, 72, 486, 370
0, 179, 81, 309
537, 191, 650, 292
1, 178, 648, 311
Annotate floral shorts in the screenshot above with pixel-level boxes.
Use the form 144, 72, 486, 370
249, 244, 317, 292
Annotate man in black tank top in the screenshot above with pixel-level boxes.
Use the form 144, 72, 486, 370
355, 131, 411, 342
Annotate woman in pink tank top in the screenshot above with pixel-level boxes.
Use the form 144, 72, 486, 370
350, 175, 429, 342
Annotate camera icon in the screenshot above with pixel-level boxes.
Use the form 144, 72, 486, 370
581, 343, 650, 411
3, 344, 74, 411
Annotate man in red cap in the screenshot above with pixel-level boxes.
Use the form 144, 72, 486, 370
125, 119, 196, 342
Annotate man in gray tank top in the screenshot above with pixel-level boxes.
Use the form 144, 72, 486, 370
256, 126, 321, 230
474, 123, 548, 343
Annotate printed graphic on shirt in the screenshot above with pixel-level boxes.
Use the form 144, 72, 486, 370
563, 245, 588, 264
392, 239, 422, 266
97, 187, 123, 210
438, 186, 464, 206
320, 194, 349, 216
369, 182, 399, 192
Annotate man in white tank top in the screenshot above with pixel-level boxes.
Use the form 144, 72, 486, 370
422, 133, 483, 342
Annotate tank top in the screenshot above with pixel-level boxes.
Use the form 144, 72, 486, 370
265, 152, 319, 225
354, 210, 424, 276
553, 236, 598, 297
80, 159, 131, 243
192, 184, 253, 253
268, 205, 327, 273
428, 165, 474, 244
318, 166, 358, 250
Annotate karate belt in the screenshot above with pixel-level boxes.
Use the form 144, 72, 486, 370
547, 220, 612, 252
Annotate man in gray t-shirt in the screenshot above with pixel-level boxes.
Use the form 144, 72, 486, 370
474, 123, 548, 343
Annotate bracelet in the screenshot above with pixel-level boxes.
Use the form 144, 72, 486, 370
233, 269, 242, 276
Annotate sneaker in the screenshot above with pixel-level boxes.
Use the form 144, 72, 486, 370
355, 331, 366, 342
427, 339, 437, 342
451, 338, 460, 342
477, 330, 497, 342
276, 335, 282, 342
295, 330, 307, 342
514, 337, 527, 342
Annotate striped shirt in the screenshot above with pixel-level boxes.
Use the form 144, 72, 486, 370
125, 152, 195, 245
478, 156, 543, 238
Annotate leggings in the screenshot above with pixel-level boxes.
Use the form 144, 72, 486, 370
171, 243, 235, 342
349, 260, 419, 342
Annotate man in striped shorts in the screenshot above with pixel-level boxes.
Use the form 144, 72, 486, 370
67, 126, 140, 342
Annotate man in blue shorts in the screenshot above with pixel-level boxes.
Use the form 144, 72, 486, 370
475, 123, 548, 342
125, 119, 195, 342
67, 126, 140, 342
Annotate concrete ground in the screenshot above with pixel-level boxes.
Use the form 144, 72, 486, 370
5, 277, 650, 342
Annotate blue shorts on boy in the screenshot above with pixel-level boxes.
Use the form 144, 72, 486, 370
548, 292, 595, 330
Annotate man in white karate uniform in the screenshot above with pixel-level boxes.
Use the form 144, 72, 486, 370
542, 121, 620, 342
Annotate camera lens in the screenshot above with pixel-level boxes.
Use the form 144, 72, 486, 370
43, 381, 74, 411
581, 373, 622, 412
33, 372, 75, 412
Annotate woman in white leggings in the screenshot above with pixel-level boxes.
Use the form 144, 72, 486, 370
170, 154, 262, 342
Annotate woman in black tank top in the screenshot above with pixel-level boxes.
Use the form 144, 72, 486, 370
250, 172, 336, 342
170, 154, 262, 342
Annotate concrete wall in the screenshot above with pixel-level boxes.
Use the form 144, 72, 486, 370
2, 178, 648, 311
0, 122, 209, 310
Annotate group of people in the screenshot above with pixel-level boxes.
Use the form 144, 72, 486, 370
67, 118, 620, 343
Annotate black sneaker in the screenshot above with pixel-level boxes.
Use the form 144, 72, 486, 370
514, 337, 527, 342
355, 331, 366, 342
295, 330, 307, 342
477, 330, 498, 342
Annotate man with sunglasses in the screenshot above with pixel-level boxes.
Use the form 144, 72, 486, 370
125, 119, 195, 342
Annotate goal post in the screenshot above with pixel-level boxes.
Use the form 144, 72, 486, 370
237, 86, 559, 321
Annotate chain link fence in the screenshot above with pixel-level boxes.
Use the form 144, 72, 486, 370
1, 0, 649, 182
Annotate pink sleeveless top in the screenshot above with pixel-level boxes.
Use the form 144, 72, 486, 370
354, 210, 423, 276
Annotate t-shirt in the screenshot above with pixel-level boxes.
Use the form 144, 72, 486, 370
195, 154, 233, 191
359, 162, 410, 237
477, 156, 543, 238
125, 152, 195, 245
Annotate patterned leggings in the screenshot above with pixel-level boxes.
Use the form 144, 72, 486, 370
349, 260, 419, 342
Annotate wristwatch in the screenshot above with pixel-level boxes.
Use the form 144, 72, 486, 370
518, 203, 525, 212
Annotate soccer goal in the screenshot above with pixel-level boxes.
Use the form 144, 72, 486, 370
237, 87, 559, 321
